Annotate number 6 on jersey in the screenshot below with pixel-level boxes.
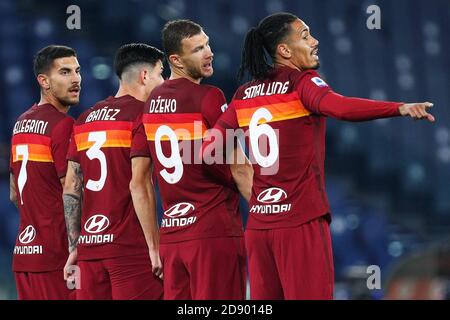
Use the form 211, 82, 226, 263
249, 107, 279, 168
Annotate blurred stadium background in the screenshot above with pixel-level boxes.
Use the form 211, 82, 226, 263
0, 0, 449, 300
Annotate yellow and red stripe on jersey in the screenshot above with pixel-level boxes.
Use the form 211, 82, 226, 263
143, 113, 207, 141
234, 91, 311, 127
11, 133, 53, 163
74, 121, 133, 151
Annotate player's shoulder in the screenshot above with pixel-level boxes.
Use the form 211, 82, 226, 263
59, 113, 74, 124
287, 67, 314, 80
291, 69, 329, 89
74, 97, 110, 124
46, 106, 74, 133
200, 83, 223, 94
300, 69, 325, 82
115, 94, 145, 113
40, 104, 74, 136
11, 103, 73, 139
75, 105, 96, 125
149, 81, 166, 96
36, 103, 74, 124
53, 115, 74, 135
200, 84, 226, 101
76, 95, 144, 124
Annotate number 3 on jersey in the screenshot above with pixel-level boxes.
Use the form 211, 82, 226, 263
154, 125, 183, 184
86, 131, 107, 191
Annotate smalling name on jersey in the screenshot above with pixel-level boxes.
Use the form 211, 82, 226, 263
242, 81, 290, 100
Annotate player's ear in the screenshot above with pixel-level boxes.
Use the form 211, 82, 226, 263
168, 54, 183, 69
277, 43, 292, 59
140, 69, 148, 85
37, 74, 50, 90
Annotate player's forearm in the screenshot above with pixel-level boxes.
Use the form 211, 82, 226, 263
230, 163, 253, 201
9, 173, 18, 208
130, 180, 160, 250
228, 146, 253, 201
63, 193, 81, 253
202, 125, 238, 187
63, 161, 83, 253
318, 92, 402, 121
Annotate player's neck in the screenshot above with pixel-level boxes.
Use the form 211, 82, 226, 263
273, 60, 302, 72
39, 93, 70, 114
115, 85, 145, 102
169, 68, 202, 84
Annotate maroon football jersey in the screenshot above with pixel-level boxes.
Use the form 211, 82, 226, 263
67, 95, 148, 260
10, 103, 73, 272
131, 78, 244, 244
214, 66, 401, 229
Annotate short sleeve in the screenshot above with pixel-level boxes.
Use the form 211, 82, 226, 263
130, 114, 150, 158
67, 128, 79, 163
201, 87, 228, 128
295, 70, 333, 114
51, 116, 74, 178
216, 101, 239, 130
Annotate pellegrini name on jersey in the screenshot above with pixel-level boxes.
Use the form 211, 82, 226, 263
13, 119, 49, 135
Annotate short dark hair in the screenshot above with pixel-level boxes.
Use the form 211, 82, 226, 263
33, 45, 77, 76
162, 19, 203, 56
114, 43, 164, 79
238, 12, 298, 81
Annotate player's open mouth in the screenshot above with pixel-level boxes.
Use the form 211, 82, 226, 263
311, 48, 319, 60
69, 86, 80, 94
203, 62, 212, 70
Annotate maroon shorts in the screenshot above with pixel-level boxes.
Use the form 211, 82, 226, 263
76, 253, 163, 300
160, 237, 246, 300
15, 270, 72, 300
245, 216, 334, 300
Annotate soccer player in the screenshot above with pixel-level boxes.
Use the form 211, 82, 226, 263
63, 43, 164, 300
130, 20, 250, 300
202, 12, 435, 300
9, 45, 80, 300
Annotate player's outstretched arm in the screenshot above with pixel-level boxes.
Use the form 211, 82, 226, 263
315, 91, 435, 123
9, 173, 18, 208
228, 143, 253, 202
130, 156, 163, 280
398, 102, 435, 122
62, 160, 83, 280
